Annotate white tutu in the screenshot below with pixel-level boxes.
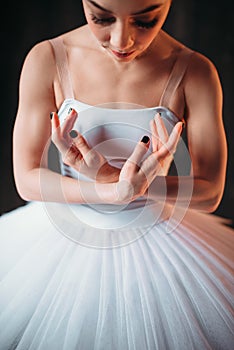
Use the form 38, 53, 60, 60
0, 201, 233, 350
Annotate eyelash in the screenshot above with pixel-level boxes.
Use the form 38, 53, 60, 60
90, 15, 157, 29
135, 18, 157, 29
91, 15, 115, 25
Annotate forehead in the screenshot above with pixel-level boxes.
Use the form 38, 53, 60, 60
84, 0, 167, 15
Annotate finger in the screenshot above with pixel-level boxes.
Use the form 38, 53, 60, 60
69, 130, 92, 158
61, 108, 78, 139
50, 111, 60, 131
140, 122, 182, 178
150, 119, 159, 152
126, 135, 150, 169
50, 112, 68, 154
63, 143, 83, 168
51, 112, 61, 138
154, 113, 169, 147
157, 121, 183, 160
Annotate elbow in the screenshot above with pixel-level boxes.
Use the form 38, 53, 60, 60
13, 160, 44, 201
192, 175, 225, 213
15, 181, 34, 202
207, 195, 222, 213
203, 202, 219, 214
14, 171, 40, 202
199, 189, 223, 214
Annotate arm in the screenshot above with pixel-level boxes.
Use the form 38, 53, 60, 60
13, 41, 118, 204
145, 52, 227, 212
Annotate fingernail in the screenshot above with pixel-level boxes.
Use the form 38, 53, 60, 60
68, 107, 73, 114
141, 135, 150, 144
69, 130, 78, 138
182, 121, 185, 129
50, 112, 53, 120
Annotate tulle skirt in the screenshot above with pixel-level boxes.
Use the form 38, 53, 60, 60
0, 201, 233, 350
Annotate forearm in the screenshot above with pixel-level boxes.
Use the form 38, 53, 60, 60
145, 176, 222, 213
15, 167, 116, 204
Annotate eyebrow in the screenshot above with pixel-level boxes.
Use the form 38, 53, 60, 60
86, 0, 162, 15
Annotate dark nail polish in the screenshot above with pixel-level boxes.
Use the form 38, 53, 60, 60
50, 112, 53, 120
141, 135, 150, 144
68, 107, 73, 114
69, 130, 78, 138
182, 121, 186, 129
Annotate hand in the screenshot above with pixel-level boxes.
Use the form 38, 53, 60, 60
50, 108, 119, 182
115, 114, 183, 203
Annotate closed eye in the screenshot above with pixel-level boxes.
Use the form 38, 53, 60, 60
133, 18, 157, 29
90, 14, 158, 30
91, 15, 115, 25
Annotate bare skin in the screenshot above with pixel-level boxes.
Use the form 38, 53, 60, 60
13, 0, 227, 212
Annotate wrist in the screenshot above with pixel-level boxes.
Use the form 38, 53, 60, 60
95, 181, 133, 205
93, 182, 119, 203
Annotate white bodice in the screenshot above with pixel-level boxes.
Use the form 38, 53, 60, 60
58, 99, 179, 181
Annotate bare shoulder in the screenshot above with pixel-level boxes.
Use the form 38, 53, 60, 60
20, 40, 57, 87
161, 30, 220, 86
23, 25, 89, 73
17, 39, 62, 116
184, 50, 221, 93
24, 40, 54, 68
181, 48, 223, 127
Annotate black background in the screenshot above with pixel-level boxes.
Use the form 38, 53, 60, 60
1, 0, 233, 223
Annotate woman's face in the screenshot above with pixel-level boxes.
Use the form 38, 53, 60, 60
82, 0, 171, 62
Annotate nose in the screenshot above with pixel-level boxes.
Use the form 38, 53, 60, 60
110, 20, 134, 51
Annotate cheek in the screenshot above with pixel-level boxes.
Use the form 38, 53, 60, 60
137, 30, 158, 47
88, 21, 109, 43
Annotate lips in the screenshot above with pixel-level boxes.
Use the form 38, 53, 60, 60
110, 49, 135, 59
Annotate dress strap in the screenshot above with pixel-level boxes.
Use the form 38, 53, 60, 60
49, 37, 74, 100
159, 47, 194, 107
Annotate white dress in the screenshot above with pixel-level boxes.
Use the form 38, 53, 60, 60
0, 37, 233, 350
